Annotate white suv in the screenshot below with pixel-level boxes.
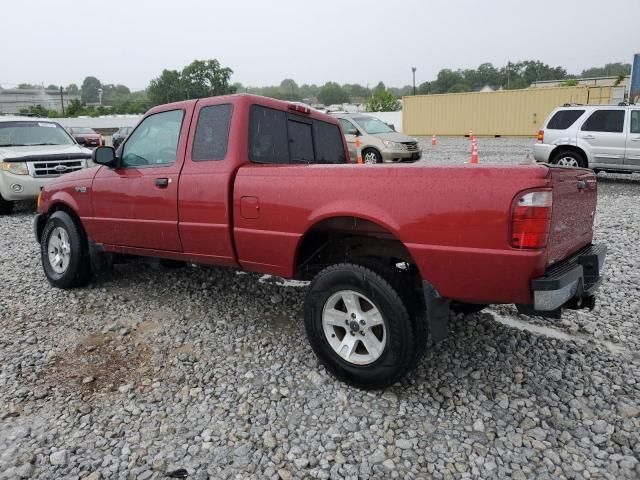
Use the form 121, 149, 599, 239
533, 105, 640, 173
0, 117, 92, 214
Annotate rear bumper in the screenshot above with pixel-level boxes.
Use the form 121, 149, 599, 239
525, 244, 606, 313
533, 143, 554, 163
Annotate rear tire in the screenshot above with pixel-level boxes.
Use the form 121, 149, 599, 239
304, 263, 423, 389
551, 150, 586, 169
0, 194, 13, 215
41, 211, 91, 288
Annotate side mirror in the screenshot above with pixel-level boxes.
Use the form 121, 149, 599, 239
93, 146, 119, 168
349, 129, 359, 136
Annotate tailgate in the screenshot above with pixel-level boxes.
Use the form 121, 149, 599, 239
546, 167, 597, 266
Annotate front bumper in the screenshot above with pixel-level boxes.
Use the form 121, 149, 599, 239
382, 149, 422, 162
0, 172, 49, 201
520, 244, 606, 315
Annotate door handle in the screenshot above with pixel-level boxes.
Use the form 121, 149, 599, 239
582, 135, 595, 140
632, 137, 640, 142
155, 178, 169, 188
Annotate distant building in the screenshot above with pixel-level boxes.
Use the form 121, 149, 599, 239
0, 87, 80, 114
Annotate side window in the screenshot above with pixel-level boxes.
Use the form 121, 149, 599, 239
122, 109, 184, 167
339, 118, 357, 134
631, 111, 640, 134
249, 106, 288, 164
287, 119, 314, 163
581, 110, 625, 133
192, 104, 233, 161
547, 110, 585, 130
314, 121, 346, 164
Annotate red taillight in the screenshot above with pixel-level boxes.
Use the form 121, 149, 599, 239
510, 190, 552, 249
537, 130, 544, 143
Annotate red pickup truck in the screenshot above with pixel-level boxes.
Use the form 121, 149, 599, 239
34, 94, 606, 389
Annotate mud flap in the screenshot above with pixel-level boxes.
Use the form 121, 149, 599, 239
422, 281, 450, 343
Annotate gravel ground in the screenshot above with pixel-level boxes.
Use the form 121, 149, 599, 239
1, 137, 639, 479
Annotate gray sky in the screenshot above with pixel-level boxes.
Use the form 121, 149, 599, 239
2, 0, 639, 90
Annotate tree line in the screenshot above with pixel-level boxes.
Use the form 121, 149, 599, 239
12, 59, 632, 117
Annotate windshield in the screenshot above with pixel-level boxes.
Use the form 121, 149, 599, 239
0, 121, 75, 147
352, 116, 395, 134
71, 127, 97, 134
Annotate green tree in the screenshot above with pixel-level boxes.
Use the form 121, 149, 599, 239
66, 99, 83, 116
181, 59, 236, 99
581, 63, 631, 78
317, 82, 349, 105
46, 84, 59, 91
279, 79, 301, 100
66, 84, 79, 95
147, 69, 184, 106
343, 83, 370, 101
81, 76, 102, 103
366, 89, 400, 112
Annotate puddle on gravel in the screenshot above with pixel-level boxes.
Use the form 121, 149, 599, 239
489, 310, 629, 356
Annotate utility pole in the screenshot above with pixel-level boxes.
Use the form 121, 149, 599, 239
412, 67, 417, 95
59, 87, 65, 116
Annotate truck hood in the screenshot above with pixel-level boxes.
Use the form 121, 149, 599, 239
375, 132, 417, 143
0, 144, 91, 161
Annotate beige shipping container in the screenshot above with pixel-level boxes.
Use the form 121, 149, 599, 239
403, 86, 614, 137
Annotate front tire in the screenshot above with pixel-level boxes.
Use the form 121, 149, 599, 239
304, 263, 422, 389
362, 148, 382, 164
551, 150, 586, 168
41, 211, 91, 288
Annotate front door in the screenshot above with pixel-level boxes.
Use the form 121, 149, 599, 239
579, 109, 626, 166
626, 110, 640, 167
91, 108, 189, 251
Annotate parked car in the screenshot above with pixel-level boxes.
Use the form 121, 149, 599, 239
112, 126, 133, 150
332, 113, 422, 163
534, 104, 640, 173
0, 117, 92, 214
67, 127, 104, 148
34, 94, 606, 389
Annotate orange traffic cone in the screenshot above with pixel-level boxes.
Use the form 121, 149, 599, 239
431, 134, 437, 147
470, 142, 479, 164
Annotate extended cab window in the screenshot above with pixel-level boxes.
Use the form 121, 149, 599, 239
288, 119, 314, 163
315, 121, 346, 164
122, 109, 184, 167
249, 105, 346, 164
547, 110, 584, 129
581, 110, 625, 133
249, 106, 289, 164
192, 104, 233, 161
